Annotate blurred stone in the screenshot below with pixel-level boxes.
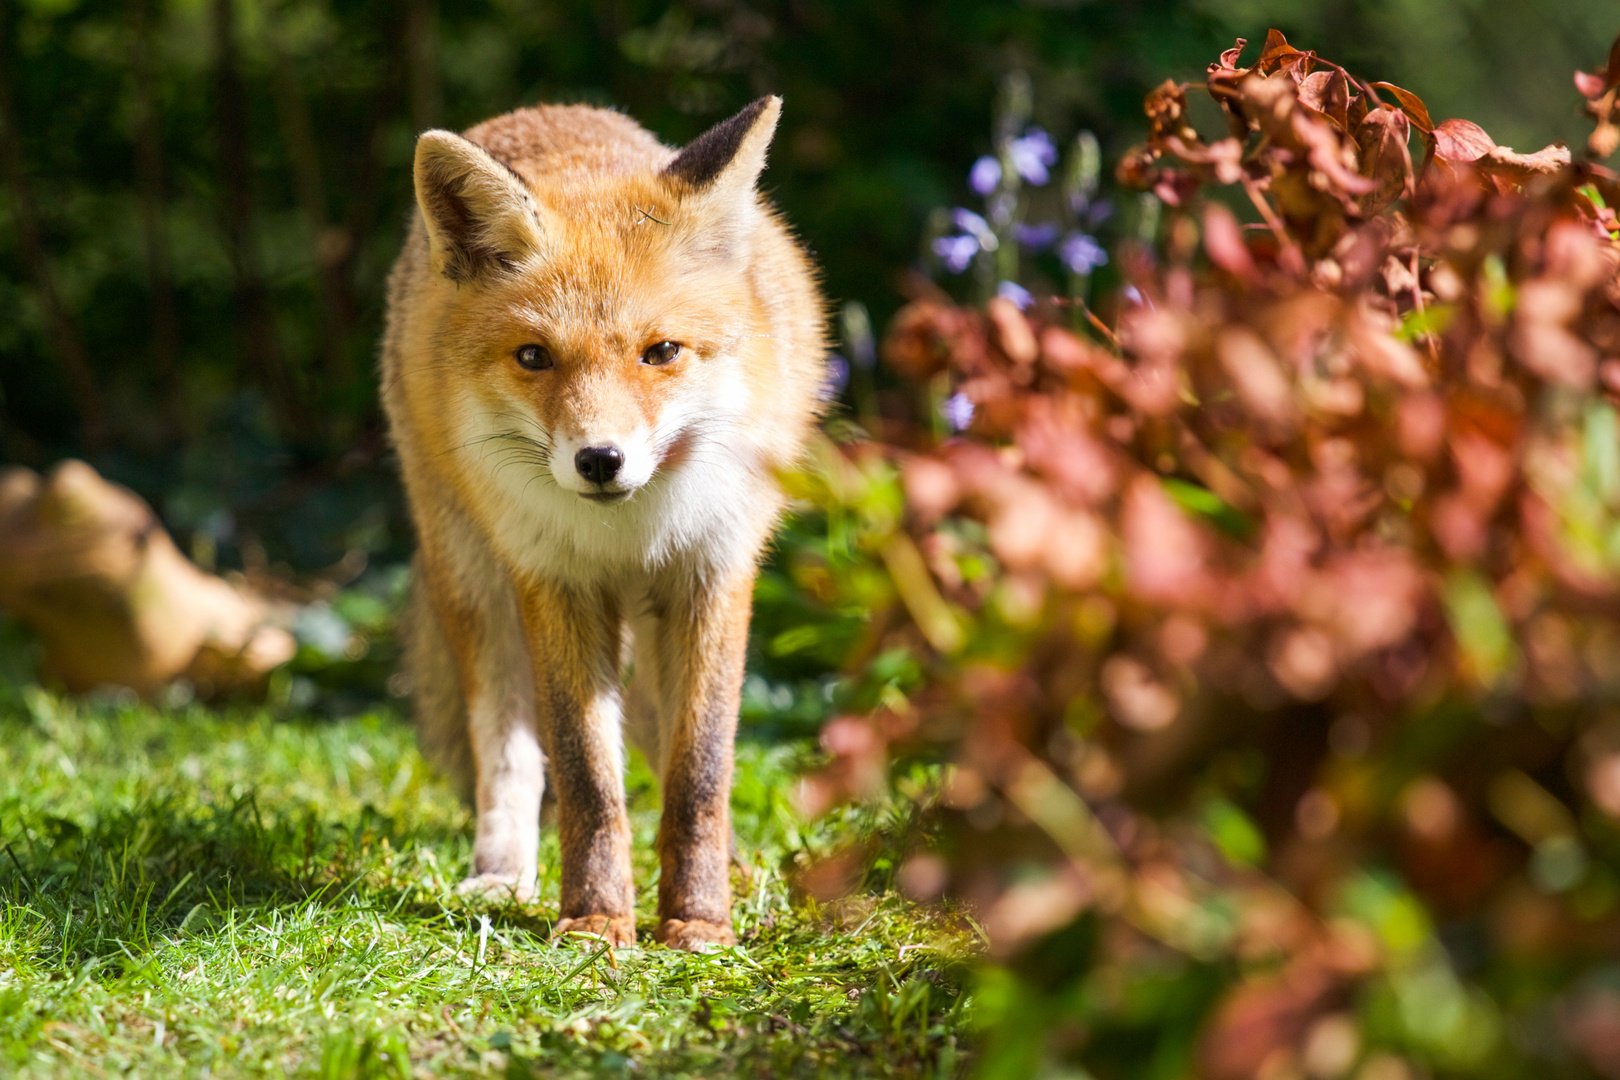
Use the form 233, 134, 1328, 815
0, 460, 294, 697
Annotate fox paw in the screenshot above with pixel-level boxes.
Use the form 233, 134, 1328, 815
656, 918, 736, 952
455, 873, 536, 904
553, 914, 637, 947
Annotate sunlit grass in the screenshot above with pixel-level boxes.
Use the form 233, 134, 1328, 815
0, 690, 973, 1078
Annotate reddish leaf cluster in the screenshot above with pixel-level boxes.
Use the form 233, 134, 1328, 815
800, 28, 1620, 1077
1579, 35, 1620, 159
1120, 31, 1588, 257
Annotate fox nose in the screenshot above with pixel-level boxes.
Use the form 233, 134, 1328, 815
574, 445, 624, 485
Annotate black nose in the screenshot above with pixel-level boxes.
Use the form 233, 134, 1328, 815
574, 445, 623, 485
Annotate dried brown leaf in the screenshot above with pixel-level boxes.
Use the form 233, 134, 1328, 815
1356, 106, 1415, 214
1299, 69, 1353, 131
1372, 81, 1435, 133
1243, 75, 1378, 203
1257, 28, 1306, 76
1592, 120, 1619, 160
1215, 37, 1248, 74
1101, 655, 1180, 731
1145, 79, 1191, 142
1574, 32, 1620, 99
1434, 118, 1496, 163
1477, 142, 1573, 185
1576, 70, 1609, 100
1203, 202, 1257, 279
1218, 326, 1298, 427
1164, 135, 1245, 185
1122, 476, 1209, 604
988, 296, 1038, 366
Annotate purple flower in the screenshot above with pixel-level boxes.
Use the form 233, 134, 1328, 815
940, 392, 975, 432
1009, 127, 1058, 186
820, 353, 850, 401
997, 280, 1033, 310
950, 207, 995, 244
1059, 232, 1108, 274
1013, 221, 1060, 250
1082, 197, 1115, 226
932, 234, 980, 273
969, 155, 1002, 195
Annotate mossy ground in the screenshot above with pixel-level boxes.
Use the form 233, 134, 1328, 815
0, 690, 973, 1078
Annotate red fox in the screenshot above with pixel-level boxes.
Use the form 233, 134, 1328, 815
380, 97, 825, 950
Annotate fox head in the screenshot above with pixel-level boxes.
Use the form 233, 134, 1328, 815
408, 98, 791, 511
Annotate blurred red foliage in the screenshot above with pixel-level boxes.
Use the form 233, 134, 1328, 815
794, 28, 1620, 1078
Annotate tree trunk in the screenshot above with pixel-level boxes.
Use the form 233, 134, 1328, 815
403, 0, 443, 132
210, 0, 301, 442
267, 2, 357, 416
0, 5, 109, 450
130, 0, 186, 441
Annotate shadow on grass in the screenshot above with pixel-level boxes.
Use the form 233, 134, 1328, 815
0, 701, 814, 975
0, 784, 530, 970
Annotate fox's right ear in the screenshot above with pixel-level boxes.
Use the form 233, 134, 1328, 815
414, 131, 546, 283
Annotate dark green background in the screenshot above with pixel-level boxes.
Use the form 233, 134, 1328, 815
0, 0, 1613, 568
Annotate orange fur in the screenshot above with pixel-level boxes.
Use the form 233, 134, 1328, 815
381, 97, 825, 948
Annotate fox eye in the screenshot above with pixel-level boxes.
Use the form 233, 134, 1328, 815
641, 341, 681, 366
515, 344, 553, 371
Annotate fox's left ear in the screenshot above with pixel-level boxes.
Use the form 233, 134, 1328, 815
662, 96, 781, 249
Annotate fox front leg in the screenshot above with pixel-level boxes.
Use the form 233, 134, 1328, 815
460, 694, 544, 903
413, 539, 543, 903
520, 579, 638, 947
644, 566, 753, 951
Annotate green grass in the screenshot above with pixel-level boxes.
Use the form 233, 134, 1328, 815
0, 689, 974, 1078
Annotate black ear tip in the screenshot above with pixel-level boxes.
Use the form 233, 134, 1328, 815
736, 96, 774, 124
742, 96, 783, 130
663, 96, 782, 189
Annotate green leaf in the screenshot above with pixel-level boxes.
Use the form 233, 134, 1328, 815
1161, 478, 1253, 539
1584, 401, 1620, 508
1338, 871, 1434, 954
1441, 570, 1517, 686
1395, 303, 1456, 342
1201, 798, 1266, 866
1481, 254, 1516, 320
